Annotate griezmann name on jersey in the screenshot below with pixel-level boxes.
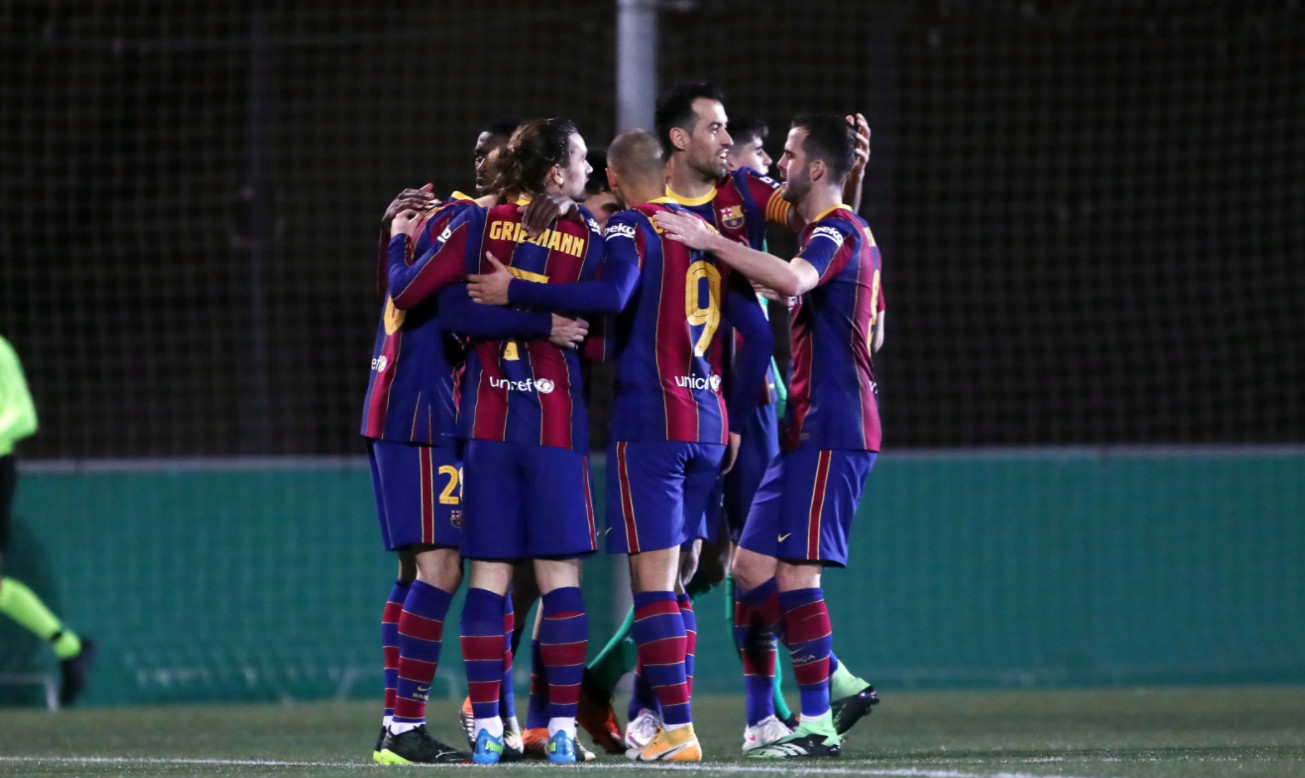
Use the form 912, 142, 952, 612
442, 201, 606, 452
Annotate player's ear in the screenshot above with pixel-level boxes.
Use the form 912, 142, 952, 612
606, 167, 618, 191
669, 127, 690, 152
810, 158, 827, 183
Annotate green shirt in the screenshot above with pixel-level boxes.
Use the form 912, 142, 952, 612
0, 335, 39, 456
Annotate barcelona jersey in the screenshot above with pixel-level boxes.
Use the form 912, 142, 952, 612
437, 201, 606, 452
360, 193, 478, 446
605, 199, 768, 445
785, 204, 885, 453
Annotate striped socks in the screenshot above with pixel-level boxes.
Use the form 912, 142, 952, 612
632, 591, 690, 727
778, 587, 833, 721
391, 580, 453, 731
538, 587, 587, 736
461, 587, 507, 737
380, 580, 410, 725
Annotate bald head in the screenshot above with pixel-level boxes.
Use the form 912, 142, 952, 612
607, 129, 665, 188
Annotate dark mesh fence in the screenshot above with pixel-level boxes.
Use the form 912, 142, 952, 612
2, 1, 1301, 457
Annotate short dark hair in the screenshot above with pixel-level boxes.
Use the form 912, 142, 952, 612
727, 115, 768, 147
790, 114, 857, 183
654, 82, 726, 156
584, 151, 610, 196
483, 116, 524, 139
491, 118, 578, 197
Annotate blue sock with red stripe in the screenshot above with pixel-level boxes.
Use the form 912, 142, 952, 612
778, 587, 833, 721
392, 580, 453, 729
501, 593, 517, 724
460, 587, 507, 729
539, 587, 587, 731
677, 594, 697, 697
381, 580, 410, 724
734, 578, 781, 726
526, 636, 549, 730
632, 591, 690, 727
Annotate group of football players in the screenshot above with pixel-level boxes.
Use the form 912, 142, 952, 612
361, 82, 885, 765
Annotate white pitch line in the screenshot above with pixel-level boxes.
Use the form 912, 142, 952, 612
0, 756, 1109, 778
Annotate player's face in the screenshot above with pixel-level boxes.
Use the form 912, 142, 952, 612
727, 136, 772, 174
474, 132, 510, 194
684, 98, 732, 182
556, 134, 592, 201
778, 127, 812, 204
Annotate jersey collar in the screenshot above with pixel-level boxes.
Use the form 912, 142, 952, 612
664, 184, 717, 207
810, 203, 853, 223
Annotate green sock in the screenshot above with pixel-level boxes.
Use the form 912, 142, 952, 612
795, 711, 839, 741
829, 660, 870, 700
0, 577, 81, 658
771, 652, 794, 720
584, 606, 636, 697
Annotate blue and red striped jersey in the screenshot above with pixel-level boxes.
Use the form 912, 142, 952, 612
784, 204, 885, 453
603, 200, 771, 444
666, 167, 791, 249
444, 201, 606, 452
360, 194, 478, 445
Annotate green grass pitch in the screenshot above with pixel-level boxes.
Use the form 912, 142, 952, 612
2, 687, 1303, 776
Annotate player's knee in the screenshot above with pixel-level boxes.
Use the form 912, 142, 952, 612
775, 561, 821, 592
731, 549, 773, 592
413, 546, 462, 592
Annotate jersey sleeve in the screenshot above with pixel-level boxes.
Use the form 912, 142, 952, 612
795, 218, 856, 286
437, 283, 552, 340
742, 168, 793, 229
719, 277, 773, 434
388, 206, 482, 309
505, 212, 642, 314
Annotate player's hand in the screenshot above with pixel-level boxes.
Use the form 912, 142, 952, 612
722, 431, 741, 474
467, 252, 513, 305
750, 280, 798, 309
520, 193, 578, 238
383, 183, 438, 222
390, 209, 421, 238
652, 210, 716, 250
549, 314, 589, 349
847, 113, 870, 174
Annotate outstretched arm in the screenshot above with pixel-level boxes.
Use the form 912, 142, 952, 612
654, 210, 820, 298
467, 253, 640, 315
387, 207, 480, 309
438, 284, 588, 349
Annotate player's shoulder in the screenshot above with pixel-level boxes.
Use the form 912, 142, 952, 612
730, 166, 782, 193
574, 203, 605, 238
604, 206, 645, 239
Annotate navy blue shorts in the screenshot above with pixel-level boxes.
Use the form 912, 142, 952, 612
738, 446, 876, 567
607, 440, 725, 554
461, 439, 598, 561
367, 439, 462, 551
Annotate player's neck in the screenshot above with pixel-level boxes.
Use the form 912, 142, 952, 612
623, 182, 664, 209
665, 158, 715, 201
797, 187, 842, 223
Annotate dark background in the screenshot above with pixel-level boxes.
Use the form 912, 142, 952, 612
2, 1, 1301, 458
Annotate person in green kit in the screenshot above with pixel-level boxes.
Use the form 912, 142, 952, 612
0, 334, 95, 706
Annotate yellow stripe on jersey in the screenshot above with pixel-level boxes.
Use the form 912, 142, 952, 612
811, 203, 854, 223
665, 185, 717, 206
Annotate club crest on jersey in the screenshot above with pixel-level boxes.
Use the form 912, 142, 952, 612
719, 205, 745, 231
